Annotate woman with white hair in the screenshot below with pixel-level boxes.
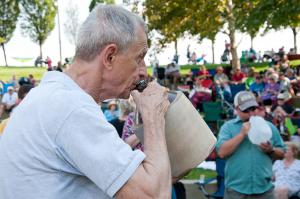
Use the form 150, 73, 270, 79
273, 142, 300, 199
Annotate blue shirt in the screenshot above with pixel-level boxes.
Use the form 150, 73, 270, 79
216, 117, 285, 195
249, 82, 265, 95
104, 109, 120, 122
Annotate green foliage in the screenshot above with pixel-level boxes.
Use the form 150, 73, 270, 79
263, 0, 300, 30
185, 0, 224, 42
234, 0, 265, 38
89, 0, 115, 12
0, 0, 20, 66
144, 0, 265, 68
20, 0, 57, 56
0, 0, 20, 45
248, 0, 300, 51
145, 0, 187, 49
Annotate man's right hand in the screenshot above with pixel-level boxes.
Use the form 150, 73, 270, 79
241, 122, 250, 136
131, 81, 169, 121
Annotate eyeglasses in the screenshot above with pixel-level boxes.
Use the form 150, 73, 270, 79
241, 106, 257, 113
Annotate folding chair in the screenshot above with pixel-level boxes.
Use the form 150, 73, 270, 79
202, 101, 222, 122
196, 158, 225, 199
229, 83, 246, 101
202, 101, 223, 133
191, 68, 200, 78
1, 82, 14, 94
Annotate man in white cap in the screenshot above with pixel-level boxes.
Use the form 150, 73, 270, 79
216, 91, 285, 199
0, 86, 18, 119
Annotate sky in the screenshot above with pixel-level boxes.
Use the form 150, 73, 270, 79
1, 0, 300, 67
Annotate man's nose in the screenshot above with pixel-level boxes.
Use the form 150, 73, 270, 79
249, 110, 256, 117
139, 61, 148, 80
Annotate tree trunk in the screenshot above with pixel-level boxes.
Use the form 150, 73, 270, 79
250, 35, 254, 49
1, 43, 8, 67
211, 40, 215, 64
292, 27, 297, 53
39, 42, 43, 58
227, 0, 240, 69
174, 39, 178, 55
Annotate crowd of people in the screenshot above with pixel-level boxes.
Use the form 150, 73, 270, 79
153, 46, 300, 198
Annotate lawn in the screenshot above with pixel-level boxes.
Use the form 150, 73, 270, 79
0, 66, 46, 82
1, 59, 299, 82
183, 168, 217, 180
147, 59, 300, 75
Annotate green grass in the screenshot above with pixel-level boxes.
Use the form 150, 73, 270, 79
183, 168, 217, 180
1, 59, 299, 82
0, 66, 46, 82
290, 59, 300, 66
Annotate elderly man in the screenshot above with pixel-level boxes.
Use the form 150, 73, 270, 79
0, 5, 171, 199
0, 86, 18, 119
216, 91, 285, 199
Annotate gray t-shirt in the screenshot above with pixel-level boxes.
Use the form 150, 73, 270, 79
0, 72, 145, 199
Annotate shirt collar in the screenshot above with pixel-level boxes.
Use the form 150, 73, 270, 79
233, 116, 243, 124
40, 71, 81, 90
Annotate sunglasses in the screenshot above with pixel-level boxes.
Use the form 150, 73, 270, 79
241, 106, 257, 113
256, 106, 265, 111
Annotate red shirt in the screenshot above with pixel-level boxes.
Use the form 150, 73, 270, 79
198, 70, 210, 76
232, 72, 245, 82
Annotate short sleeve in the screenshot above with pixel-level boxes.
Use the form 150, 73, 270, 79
55, 105, 145, 197
216, 122, 233, 152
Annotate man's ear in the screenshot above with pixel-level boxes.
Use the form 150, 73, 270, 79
101, 43, 118, 70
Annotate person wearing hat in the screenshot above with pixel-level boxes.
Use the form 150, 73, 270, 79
0, 86, 18, 119
0, 84, 34, 134
216, 91, 285, 199
104, 100, 120, 122
165, 61, 181, 90
271, 93, 294, 129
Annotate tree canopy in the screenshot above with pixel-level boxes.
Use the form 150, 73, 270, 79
64, 0, 80, 46
89, 0, 115, 12
145, 0, 297, 68
263, 0, 300, 52
0, 0, 20, 66
20, 0, 57, 58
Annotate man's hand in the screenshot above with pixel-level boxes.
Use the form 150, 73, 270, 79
131, 81, 169, 120
240, 122, 250, 136
259, 141, 273, 154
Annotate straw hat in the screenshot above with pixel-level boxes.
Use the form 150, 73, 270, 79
108, 100, 117, 109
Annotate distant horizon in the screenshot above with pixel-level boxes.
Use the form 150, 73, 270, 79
1, 0, 299, 67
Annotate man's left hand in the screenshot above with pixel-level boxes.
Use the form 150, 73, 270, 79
259, 141, 274, 154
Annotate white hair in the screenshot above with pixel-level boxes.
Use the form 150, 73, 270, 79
75, 4, 147, 61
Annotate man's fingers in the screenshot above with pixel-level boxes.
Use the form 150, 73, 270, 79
130, 90, 140, 99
